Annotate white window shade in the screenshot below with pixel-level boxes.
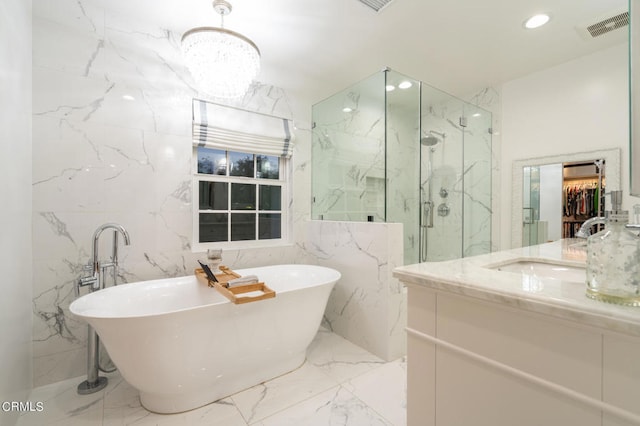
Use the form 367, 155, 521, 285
192, 99, 295, 157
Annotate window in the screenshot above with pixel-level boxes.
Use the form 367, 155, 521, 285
194, 147, 287, 248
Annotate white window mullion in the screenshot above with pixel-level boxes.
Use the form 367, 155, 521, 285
255, 186, 259, 240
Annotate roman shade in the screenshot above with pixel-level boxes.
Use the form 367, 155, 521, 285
192, 99, 295, 157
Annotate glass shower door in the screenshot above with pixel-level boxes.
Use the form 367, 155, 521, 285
462, 103, 493, 256
384, 70, 421, 265
522, 166, 541, 246
311, 72, 386, 222
420, 84, 464, 262
419, 85, 492, 262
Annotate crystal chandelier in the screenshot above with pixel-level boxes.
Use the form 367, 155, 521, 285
182, 0, 261, 99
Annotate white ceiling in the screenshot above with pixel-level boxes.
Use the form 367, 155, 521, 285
90, 0, 628, 103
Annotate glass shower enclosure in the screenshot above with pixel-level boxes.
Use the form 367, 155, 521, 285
311, 69, 492, 264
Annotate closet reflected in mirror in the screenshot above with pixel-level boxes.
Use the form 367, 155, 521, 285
511, 148, 621, 249
523, 160, 605, 247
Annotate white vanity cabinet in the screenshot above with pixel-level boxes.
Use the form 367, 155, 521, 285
395, 240, 640, 426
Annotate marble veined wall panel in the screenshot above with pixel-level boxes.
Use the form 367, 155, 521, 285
31, 0, 303, 385
303, 220, 405, 361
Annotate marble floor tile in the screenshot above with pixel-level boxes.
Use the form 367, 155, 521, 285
16, 375, 105, 426
15, 329, 406, 426
231, 361, 338, 424
344, 357, 407, 426
306, 328, 387, 384
257, 386, 392, 426
102, 375, 247, 426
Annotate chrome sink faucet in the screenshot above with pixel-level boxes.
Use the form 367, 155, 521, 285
575, 217, 607, 239
77, 223, 131, 295
576, 191, 640, 238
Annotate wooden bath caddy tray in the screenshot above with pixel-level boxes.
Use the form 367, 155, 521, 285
195, 265, 275, 304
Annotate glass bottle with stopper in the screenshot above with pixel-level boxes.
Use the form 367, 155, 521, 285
586, 190, 640, 306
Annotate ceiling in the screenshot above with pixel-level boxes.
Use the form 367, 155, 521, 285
88, 0, 628, 104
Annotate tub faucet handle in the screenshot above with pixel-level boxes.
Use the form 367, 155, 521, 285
76, 263, 98, 297
76, 275, 97, 297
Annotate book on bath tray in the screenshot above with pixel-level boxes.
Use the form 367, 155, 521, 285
194, 263, 275, 304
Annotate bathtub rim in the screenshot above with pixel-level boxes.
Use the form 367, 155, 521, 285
69, 263, 340, 321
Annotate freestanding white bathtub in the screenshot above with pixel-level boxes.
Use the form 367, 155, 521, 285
69, 264, 340, 414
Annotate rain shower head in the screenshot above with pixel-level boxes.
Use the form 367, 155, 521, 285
421, 130, 446, 147
420, 136, 440, 146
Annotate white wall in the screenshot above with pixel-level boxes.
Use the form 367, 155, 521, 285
500, 43, 630, 249
0, 0, 33, 423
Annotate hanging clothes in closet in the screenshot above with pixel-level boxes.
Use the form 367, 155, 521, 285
562, 181, 604, 238
563, 182, 602, 219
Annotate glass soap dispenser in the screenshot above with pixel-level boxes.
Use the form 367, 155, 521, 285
586, 190, 640, 306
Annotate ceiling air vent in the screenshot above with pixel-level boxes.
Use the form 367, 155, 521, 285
357, 0, 394, 13
577, 10, 629, 40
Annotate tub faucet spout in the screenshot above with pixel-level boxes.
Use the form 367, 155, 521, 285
76, 223, 130, 395
90, 223, 131, 290
77, 223, 131, 295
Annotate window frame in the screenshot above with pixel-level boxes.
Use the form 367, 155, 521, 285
192, 147, 291, 251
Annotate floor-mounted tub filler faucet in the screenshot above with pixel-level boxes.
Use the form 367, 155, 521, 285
76, 223, 131, 395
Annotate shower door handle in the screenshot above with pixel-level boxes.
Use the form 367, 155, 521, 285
425, 201, 434, 228
421, 201, 434, 262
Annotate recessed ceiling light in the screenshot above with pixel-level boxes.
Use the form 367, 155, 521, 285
342, 107, 353, 113
398, 81, 412, 89
472, 113, 481, 117
386, 85, 396, 92
524, 13, 551, 29
122, 94, 136, 101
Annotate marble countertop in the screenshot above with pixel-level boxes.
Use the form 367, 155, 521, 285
393, 239, 640, 336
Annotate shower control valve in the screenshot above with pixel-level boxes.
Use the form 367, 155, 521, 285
437, 203, 450, 217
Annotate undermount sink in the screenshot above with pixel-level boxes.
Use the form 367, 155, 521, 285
489, 259, 586, 284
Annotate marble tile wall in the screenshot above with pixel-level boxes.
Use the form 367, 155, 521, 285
311, 73, 386, 222
31, 0, 308, 386
1, 0, 34, 421
303, 221, 406, 361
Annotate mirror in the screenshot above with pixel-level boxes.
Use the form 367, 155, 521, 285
632, 0, 640, 196
512, 148, 621, 248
